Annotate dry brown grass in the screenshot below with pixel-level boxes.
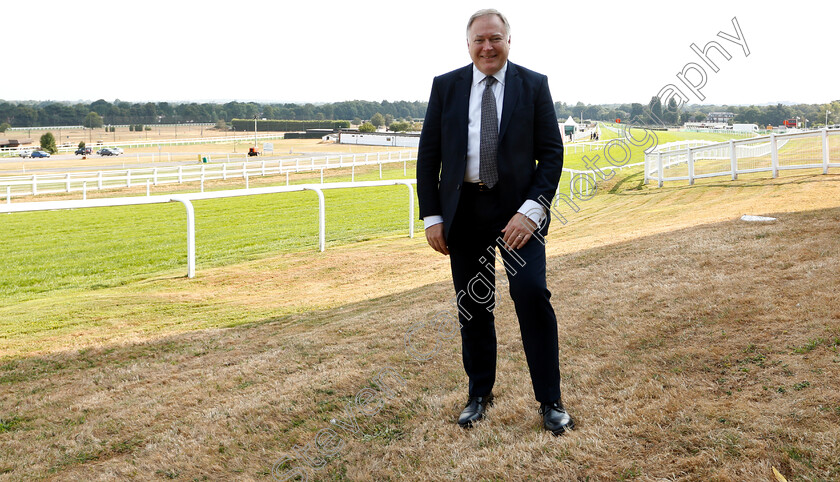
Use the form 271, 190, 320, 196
1, 170, 839, 480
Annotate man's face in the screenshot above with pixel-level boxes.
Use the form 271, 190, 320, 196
467, 14, 510, 77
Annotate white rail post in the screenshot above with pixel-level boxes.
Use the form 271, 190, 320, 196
320, 168, 324, 184
223, 163, 227, 180
5, 186, 10, 205
65, 173, 71, 193
31, 175, 37, 196
304, 187, 326, 252
770, 133, 779, 178
568, 172, 575, 201
153, 168, 158, 186
201, 173, 205, 192
286, 171, 290, 186
261, 160, 266, 176
644, 153, 650, 185
379, 161, 382, 179
178, 166, 183, 184
82, 182, 87, 200
400, 181, 415, 238
98, 171, 103, 190
170, 197, 196, 278
687, 148, 694, 185
822, 128, 829, 174
729, 140, 738, 180
146, 179, 150, 196
126, 170, 131, 188
242, 162, 247, 180
657, 152, 664, 188
226, 154, 230, 163
245, 168, 250, 189
352, 165, 355, 182
404, 158, 407, 176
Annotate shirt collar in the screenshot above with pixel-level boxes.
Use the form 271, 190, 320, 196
472, 62, 507, 88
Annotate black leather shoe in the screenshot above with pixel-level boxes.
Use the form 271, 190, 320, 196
457, 393, 494, 428
540, 397, 575, 436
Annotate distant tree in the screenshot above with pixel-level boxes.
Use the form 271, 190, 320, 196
84, 112, 104, 129
78, 141, 86, 149
359, 122, 376, 133
352, 117, 362, 126
648, 96, 663, 123
40, 132, 58, 154
630, 103, 645, 121
370, 113, 385, 128
0, 122, 9, 133
216, 119, 227, 130
389, 121, 410, 132
663, 97, 681, 125
384, 114, 394, 128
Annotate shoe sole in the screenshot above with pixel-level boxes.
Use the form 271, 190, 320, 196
547, 419, 575, 436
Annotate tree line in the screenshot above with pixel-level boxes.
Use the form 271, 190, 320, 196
556, 98, 840, 128
1, 98, 837, 130
0, 99, 428, 128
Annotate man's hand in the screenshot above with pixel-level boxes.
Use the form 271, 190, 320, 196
425, 223, 449, 255
501, 213, 537, 250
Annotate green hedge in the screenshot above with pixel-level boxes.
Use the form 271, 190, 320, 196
284, 132, 327, 139
231, 119, 349, 132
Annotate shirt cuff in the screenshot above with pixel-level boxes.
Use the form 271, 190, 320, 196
423, 215, 444, 230
518, 200, 546, 227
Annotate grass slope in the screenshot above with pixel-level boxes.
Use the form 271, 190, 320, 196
1, 167, 839, 480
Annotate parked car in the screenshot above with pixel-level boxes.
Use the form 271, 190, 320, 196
109, 147, 124, 155
19, 150, 33, 158
30, 150, 51, 158
97, 148, 117, 156
75, 147, 92, 155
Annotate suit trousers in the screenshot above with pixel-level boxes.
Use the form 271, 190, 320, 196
447, 183, 561, 404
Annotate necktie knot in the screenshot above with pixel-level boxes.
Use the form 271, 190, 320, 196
485, 76, 496, 87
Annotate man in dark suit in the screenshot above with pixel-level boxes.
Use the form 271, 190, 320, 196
416, 9, 574, 435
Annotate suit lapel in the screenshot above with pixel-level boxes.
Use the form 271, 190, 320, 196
455, 66, 472, 150
499, 62, 521, 143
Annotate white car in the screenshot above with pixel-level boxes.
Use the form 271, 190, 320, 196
109, 147, 124, 155
19, 150, 33, 158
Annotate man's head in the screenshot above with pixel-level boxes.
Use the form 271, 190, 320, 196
466, 9, 511, 77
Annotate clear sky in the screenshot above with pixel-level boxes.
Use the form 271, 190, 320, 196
5, 0, 836, 106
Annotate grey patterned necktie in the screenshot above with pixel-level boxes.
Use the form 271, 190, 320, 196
479, 76, 499, 188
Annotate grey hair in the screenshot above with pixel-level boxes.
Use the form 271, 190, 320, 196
466, 9, 511, 39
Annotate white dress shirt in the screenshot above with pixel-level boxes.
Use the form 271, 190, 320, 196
423, 62, 546, 230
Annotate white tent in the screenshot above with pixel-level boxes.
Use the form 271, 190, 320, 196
563, 116, 579, 127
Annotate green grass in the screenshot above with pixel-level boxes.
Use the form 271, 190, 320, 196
562, 126, 747, 172
0, 185, 422, 304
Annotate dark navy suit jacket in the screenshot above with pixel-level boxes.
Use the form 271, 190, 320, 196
417, 62, 565, 238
